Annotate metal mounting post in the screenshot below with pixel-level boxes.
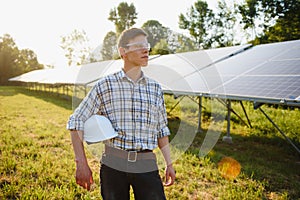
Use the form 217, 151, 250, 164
196, 96, 203, 133
223, 100, 233, 143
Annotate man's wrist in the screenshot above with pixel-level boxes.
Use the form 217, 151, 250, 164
75, 158, 87, 165
166, 163, 173, 168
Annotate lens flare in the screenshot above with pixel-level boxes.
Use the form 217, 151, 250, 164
218, 156, 241, 180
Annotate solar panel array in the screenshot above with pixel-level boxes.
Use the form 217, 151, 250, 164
9, 40, 300, 107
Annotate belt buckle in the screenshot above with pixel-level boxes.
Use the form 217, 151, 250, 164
128, 151, 137, 162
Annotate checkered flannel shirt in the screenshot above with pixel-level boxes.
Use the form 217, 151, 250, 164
67, 70, 170, 150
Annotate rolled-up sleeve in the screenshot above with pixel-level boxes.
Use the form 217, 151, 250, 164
157, 88, 170, 138
66, 84, 101, 130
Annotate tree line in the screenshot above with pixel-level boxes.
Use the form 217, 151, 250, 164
1, 0, 299, 84
0, 34, 44, 85
61, 0, 300, 65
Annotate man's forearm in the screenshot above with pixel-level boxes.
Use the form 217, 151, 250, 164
158, 136, 172, 166
70, 130, 88, 164
158, 136, 176, 186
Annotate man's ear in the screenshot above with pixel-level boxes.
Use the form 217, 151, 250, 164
119, 47, 126, 58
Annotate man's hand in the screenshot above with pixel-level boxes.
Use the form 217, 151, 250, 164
75, 161, 94, 191
158, 136, 176, 186
164, 164, 176, 186
70, 130, 94, 190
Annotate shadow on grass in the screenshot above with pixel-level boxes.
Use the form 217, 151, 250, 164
168, 115, 300, 199
0, 86, 20, 97
15, 87, 73, 110
210, 131, 300, 198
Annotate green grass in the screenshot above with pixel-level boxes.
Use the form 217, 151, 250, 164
0, 86, 299, 199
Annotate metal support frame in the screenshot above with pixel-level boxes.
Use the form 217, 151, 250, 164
223, 100, 233, 143
167, 95, 185, 114
258, 107, 300, 154
240, 101, 253, 128
165, 93, 299, 153
196, 96, 203, 133
167, 95, 205, 134
217, 99, 251, 128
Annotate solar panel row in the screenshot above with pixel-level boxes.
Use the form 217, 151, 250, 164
9, 40, 300, 107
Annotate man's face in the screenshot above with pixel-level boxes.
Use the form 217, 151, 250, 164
123, 35, 150, 67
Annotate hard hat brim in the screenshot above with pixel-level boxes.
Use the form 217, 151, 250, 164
83, 115, 118, 144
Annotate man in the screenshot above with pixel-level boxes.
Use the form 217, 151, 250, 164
67, 27, 175, 200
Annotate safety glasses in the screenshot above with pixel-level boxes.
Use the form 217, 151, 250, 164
125, 42, 151, 52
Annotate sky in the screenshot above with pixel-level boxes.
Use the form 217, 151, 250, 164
1, 0, 221, 68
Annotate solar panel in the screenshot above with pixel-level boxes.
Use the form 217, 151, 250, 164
9, 69, 52, 83
77, 60, 121, 85
144, 44, 251, 94
218, 76, 300, 99
247, 60, 300, 75
210, 40, 300, 106
272, 46, 300, 61
39, 67, 80, 84
147, 44, 251, 76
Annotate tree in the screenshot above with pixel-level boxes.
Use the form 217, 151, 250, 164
141, 21, 197, 55
151, 39, 170, 55
179, 0, 215, 49
18, 49, 43, 73
0, 34, 18, 84
100, 31, 118, 60
213, 0, 240, 47
238, 0, 300, 44
60, 29, 94, 66
108, 2, 137, 36
238, 0, 261, 40
142, 20, 199, 55
174, 33, 198, 53
0, 34, 43, 85
164, 29, 198, 54
252, 0, 300, 44
141, 20, 168, 49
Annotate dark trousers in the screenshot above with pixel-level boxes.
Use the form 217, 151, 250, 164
100, 154, 166, 200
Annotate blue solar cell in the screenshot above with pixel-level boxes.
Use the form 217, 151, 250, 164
206, 40, 300, 105
216, 76, 300, 100
247, 60, 300, 75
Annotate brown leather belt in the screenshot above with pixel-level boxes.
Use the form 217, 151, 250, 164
104, 145, 156, 162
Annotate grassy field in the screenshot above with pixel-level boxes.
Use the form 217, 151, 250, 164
0, 86, 299, 200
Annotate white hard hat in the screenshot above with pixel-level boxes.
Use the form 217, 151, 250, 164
83, 115, 118, 144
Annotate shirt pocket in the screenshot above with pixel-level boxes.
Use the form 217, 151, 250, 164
142, 104, 159, 131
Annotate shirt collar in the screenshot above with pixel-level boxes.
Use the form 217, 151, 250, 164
117, 69, 147, 85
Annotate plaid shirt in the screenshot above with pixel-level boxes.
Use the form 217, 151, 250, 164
67, 70, 170, 150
